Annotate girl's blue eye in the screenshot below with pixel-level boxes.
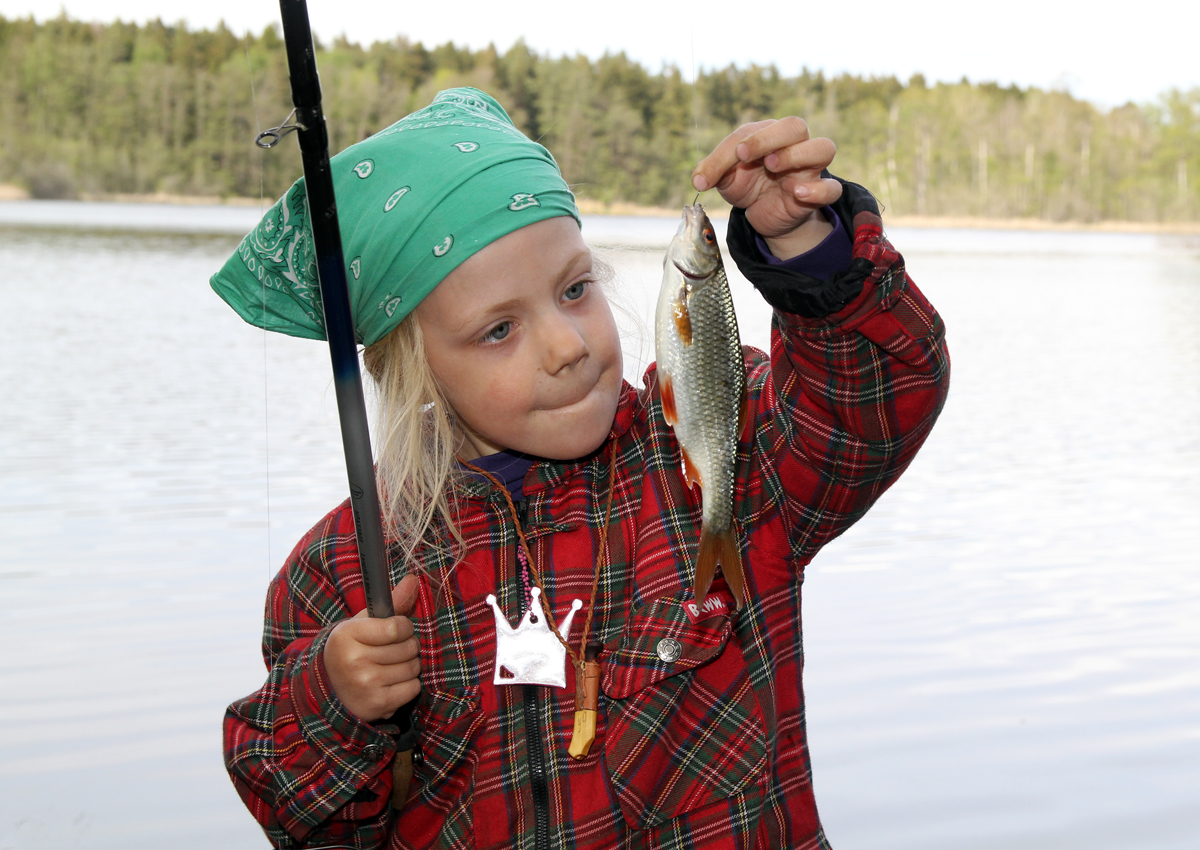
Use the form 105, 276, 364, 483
483, 322, 511, 343
564, 281, 588, 301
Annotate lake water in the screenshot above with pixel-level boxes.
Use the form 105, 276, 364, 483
1, 200, 1197, 849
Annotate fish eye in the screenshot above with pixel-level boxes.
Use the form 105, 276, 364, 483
703, 227, 716, 244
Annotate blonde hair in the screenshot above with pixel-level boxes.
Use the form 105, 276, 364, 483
363, 314, 466, 571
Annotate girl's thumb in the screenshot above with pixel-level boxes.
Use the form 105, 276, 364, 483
391, 574, 420, 617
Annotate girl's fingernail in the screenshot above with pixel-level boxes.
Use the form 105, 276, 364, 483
794, 184, 810, 199
736, 143, 749, 160
693, 174, 709, 192
765, 153, 779, 170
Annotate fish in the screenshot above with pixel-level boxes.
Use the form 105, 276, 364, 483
654, 204, 748, 609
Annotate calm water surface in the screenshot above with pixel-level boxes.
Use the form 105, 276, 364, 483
1, 201, 1197, 849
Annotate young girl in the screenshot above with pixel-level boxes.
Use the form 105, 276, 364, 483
213, 87, 949, 850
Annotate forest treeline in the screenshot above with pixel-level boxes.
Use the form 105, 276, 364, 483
2, 14, 1199, 222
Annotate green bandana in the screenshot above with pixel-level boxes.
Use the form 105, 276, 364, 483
210, 88, 580, 347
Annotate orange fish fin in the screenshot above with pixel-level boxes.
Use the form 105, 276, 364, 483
694, 525, 745, 610
694, 529, 717, 610
659, 374, 678, 426
721, 530, 746, 609
680, 447, 703, 490
672, 288, 693, 346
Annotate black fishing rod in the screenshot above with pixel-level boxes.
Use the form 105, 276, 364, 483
270, 0, 416, 804
273, 0, 390, 616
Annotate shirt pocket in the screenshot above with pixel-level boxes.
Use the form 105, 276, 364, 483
406, 686, 484, 842
600, 594, 768, 831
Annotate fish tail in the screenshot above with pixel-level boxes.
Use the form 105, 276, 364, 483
694, 524, 746, 610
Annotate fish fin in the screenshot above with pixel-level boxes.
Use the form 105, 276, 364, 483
659, 374, 678, 427
694, 525, 744, 610
672, 288, 693, 346
696, 523, 739, 609
721, 530, 747, 610
680, 447, 703, 490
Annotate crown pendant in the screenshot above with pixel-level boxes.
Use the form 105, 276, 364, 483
486, 587, 583, 688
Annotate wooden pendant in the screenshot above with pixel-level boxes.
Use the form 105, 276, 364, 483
567, 644, 603, 759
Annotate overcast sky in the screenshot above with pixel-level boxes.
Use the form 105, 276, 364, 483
6, 0, 1196, 108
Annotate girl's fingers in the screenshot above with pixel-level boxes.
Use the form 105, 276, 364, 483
349, 614, 415, 646
692, 120, 773, 191
391, 574, 420, 616
693, 118, 831, 208
369, 636, 421, 667
763, 137, 837, 175
350, 576, 419, 621
375, 654, 422, 687
354, 674, 422, 723
325, 617, 422, 721
783, 175, 844, 208
733, 116, 812, 164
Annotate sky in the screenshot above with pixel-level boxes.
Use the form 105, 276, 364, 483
4, 0, 1197, 108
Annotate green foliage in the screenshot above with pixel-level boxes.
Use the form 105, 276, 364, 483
1, 14, 1197, 220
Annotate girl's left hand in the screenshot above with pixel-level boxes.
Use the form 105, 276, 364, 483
691, 118, 841, 260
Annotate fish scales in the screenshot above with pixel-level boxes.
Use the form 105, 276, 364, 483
658, 265, 741, 517
654, 204, 747, 608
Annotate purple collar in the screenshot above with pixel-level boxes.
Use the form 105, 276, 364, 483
466, 450, 535, 500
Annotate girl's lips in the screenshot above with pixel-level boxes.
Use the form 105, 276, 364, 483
546, 383, 596, 412
541, 370, 605, 412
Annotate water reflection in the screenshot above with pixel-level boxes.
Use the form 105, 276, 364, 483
0, 205, 1197, 849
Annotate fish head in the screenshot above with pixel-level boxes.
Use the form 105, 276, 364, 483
665, 204, 722, 281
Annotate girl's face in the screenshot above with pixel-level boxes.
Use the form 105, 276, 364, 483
415, 216, 623, 461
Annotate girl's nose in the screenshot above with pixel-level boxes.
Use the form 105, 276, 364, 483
541, 314, 589, 374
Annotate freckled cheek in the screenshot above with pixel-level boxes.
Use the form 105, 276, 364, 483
478, 371, 533, 417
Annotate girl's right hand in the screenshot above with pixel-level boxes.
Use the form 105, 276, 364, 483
323, 575, 422, 722
691, 117, 841, 260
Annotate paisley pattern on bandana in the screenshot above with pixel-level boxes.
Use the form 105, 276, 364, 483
210, 87, 580, 346
509, 193, 540, 211
224, 188, 324, 333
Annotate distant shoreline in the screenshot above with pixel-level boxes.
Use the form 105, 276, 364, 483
3, 184, 1198, 235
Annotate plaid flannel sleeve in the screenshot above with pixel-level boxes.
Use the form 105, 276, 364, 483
732, 182, 951, 562
223, 504, 398, 849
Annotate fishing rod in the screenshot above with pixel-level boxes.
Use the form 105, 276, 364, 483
273, 3, 391, 616
269, 0, 416, 804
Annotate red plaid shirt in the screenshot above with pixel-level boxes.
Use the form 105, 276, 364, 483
224, 207, 950, 849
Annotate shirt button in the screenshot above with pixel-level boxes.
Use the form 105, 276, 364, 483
656, 638, 682, 663
361, 743, 385, 761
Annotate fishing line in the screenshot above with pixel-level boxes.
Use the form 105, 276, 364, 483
243, 23, 275, 577
690, 22, 701, 163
